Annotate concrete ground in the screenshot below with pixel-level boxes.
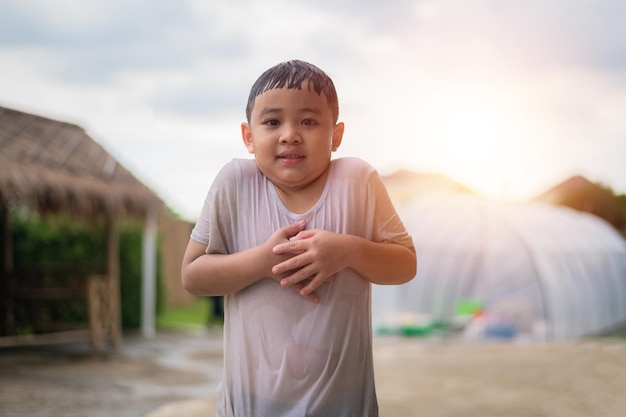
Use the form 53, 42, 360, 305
1, 329, 626, 417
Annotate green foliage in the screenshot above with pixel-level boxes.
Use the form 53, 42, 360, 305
117, 221, 164, 328
12, 211, 105, 275
9, 209, 163, 333
157, 296, 210, 331
117, 223, 143, 328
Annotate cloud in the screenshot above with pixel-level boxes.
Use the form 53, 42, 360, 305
0, 0, 191, 47
148, 83, 247, 119
0, 0, 253, 84
2, 0, 626, 219
391, 0, 626, 77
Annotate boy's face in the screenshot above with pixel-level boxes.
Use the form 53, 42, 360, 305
242, 82, 344, 193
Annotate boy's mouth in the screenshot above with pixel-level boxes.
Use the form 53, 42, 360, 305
277, 152, 305, 161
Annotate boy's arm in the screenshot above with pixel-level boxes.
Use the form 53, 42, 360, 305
181, 239, 272, 296
272, 229, 416, 297
181, 221, 322, 302
339, 235, 416, 285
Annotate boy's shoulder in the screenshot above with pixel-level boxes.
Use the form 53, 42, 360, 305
331, 157, 376, 177
228, 158, 258, 171
216, 158, 260, 180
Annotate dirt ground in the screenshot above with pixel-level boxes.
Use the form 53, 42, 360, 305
1, 329, 626, 417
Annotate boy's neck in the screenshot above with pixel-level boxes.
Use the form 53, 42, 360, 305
273, 168, 330, 214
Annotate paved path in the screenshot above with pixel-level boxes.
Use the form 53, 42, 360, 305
2, 330, 626, 417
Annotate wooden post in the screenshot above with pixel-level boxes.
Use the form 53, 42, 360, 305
106, 218, 122, 350
87, 275, 104, 353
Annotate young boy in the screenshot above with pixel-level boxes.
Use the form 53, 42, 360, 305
181, 60, 416, 416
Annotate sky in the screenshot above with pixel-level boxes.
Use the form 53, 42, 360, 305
1, 0, 625, 221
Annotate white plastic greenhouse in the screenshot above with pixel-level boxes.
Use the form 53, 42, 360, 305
373, 193, 626, 340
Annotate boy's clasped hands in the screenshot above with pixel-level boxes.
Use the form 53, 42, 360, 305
268, 220, 344, 303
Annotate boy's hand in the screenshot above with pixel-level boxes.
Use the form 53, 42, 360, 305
266, 221, 321, 303
271, 229, 346, 298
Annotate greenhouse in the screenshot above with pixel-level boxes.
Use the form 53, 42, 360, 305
373, 193, 626, 340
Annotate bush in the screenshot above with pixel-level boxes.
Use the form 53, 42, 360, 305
118, 222, 164, 328
9, 209, 162, 333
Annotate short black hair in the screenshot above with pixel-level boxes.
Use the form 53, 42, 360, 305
245, 60, 339, 124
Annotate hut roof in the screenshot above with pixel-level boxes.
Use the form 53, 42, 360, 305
0, 105, 162, 219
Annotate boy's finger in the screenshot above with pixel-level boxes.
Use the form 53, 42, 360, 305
272, 258, 293, 275
278, 262, 312, 286
289, 230, 315, 241
272, 240, 301, 255
282, 220, 306, 237
291, 282, 320, 303
299, 275, 327, 296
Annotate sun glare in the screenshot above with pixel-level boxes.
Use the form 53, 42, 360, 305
420, 87, 527, 200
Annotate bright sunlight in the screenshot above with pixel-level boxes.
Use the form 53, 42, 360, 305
420, 85, 530, 200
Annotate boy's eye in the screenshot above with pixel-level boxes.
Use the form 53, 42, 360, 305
301, 119, 317, 126
263, 119, 280, 126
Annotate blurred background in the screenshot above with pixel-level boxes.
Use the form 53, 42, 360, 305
1, 1, 626, 416
1, 0, 626, 221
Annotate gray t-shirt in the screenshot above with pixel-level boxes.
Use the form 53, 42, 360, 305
191, 157, 413, 417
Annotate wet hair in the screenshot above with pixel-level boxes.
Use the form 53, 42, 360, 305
245, 60, 339, 124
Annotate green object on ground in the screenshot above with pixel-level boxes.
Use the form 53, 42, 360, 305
400, 325, 432, 337
455, 299, 484, 316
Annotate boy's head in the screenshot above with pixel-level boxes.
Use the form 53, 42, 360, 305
241, 60, 344, 198
245, 60, 339, 124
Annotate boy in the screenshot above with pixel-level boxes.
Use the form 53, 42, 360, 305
181, 60, 416, 416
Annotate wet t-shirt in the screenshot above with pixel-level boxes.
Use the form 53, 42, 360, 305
191, 157, 413, 417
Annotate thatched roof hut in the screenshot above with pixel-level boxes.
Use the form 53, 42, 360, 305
0, 105, 161, 218
0, 105, 163, 351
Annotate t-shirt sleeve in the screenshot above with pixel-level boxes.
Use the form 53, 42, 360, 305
190, 160, 239, 254
367, 167, 414, 249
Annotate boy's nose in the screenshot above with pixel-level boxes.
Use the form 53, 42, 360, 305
279, 125, 302, 144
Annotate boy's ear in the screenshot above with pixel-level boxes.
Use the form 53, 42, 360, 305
331, 122, 344, 152
241, 122, 255, 153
